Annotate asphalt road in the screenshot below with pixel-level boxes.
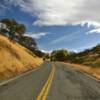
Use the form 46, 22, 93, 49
0, 61, 52, 100
0, 61, 100, 100
47, 62, 100, 100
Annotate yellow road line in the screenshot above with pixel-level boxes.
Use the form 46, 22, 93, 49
36, 63, 55, 100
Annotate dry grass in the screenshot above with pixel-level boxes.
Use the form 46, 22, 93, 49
62, 62, 100, 80
0, 35, 43, 80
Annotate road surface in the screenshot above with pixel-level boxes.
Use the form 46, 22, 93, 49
0, 61, 100, 100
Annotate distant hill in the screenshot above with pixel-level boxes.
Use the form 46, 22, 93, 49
0, 35, 43, 80
67, 45, 100, 68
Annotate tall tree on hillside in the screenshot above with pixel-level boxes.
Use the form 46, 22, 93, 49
0, 18, 26, 39
19, 35, 37, 49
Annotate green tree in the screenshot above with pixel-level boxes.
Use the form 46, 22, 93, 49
51, 49, 69, 61
0, 18, 26, 39
19, 35, 37, 49
33, 49, 45, 57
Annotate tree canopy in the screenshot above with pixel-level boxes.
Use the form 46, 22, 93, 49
51, 49, 69, 61
0, 18, 26, 39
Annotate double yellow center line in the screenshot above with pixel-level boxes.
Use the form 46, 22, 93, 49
37, 63, 55, 100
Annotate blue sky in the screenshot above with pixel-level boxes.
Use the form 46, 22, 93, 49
0, 0, 100, 52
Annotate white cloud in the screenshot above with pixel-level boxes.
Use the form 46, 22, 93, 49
4, 0, 100, 27
41, 49, 51, 53
89, 28, 100, 34
24, 32, 50, 39
83, 21, 100, 34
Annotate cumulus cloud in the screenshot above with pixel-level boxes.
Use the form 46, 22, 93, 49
24, 32, 50, 39
4, 0, 100, 27
83, 21, 100, 34
89, 28, 100, 34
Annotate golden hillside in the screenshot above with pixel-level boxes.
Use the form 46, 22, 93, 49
0, 35, 43, 80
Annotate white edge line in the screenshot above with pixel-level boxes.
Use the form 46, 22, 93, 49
62, 63, 100, 82
0, 65, 41, 86
72, 68, 100, 82
83, 72, 100, 82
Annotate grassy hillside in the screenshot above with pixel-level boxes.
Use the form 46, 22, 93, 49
67, 45, 100, 68
0, 35, 43, 80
